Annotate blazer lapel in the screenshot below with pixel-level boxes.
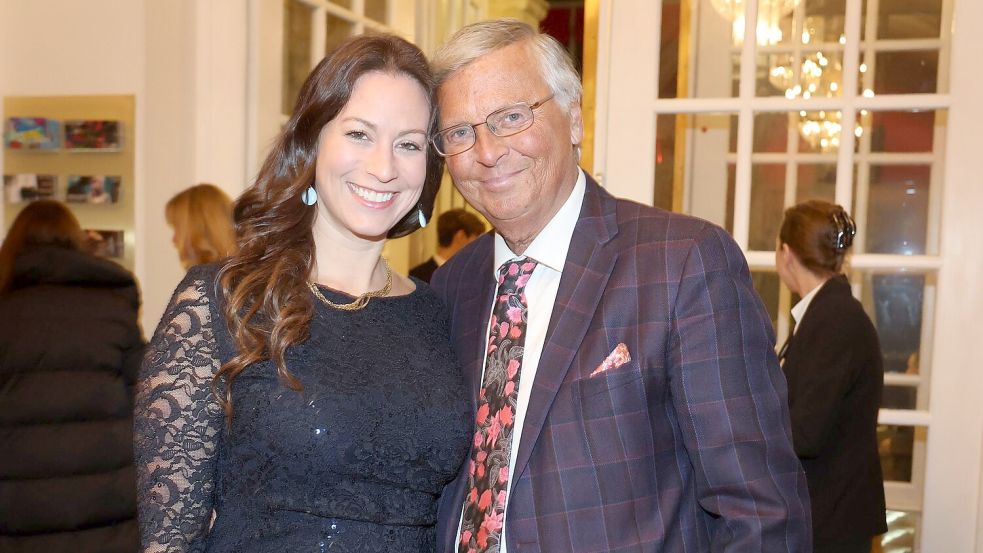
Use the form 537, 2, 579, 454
511, 177, 620, 483
457, 238, 496, 407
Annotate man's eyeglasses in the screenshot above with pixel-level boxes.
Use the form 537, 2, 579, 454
431, 95, 554, 157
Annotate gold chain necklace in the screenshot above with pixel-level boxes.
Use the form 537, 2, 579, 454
308, 258, 392, 311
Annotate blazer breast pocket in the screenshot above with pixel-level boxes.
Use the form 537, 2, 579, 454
577, 362, 644, 399
576, 362, 649, 427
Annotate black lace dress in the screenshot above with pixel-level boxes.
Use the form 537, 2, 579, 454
134, 264, 472, 553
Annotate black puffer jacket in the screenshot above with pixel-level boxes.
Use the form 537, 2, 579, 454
0, 245, 144, 553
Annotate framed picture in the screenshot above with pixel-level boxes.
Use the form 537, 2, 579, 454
64, 120, 121, 151
84, 229, 124, 259
4, 117, 61, 150
66, 175, 121, 204
3, 174, 58, 203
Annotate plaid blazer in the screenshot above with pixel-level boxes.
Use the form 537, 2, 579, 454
432, 178, 811, 553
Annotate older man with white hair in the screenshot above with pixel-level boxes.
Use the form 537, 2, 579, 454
430, 18, 812, 553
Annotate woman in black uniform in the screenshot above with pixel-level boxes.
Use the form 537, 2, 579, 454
776, 200, 887, 553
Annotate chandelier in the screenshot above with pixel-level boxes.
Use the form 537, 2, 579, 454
710, 0, 803, 46
709, 0, 801, 21
773, 49, 851, 152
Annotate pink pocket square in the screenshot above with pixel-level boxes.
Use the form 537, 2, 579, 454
590, 343, 631, 377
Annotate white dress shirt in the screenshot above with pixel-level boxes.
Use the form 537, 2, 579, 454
790, 279, 826, 334
456, 169, 586, 553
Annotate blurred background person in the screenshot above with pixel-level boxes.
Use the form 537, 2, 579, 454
776, 199, 887, 553
408, 208, 485, 283
165, 183, 236, 270
0, 200, 144, 553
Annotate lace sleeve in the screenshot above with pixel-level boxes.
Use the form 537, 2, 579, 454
134, 270, 225, 553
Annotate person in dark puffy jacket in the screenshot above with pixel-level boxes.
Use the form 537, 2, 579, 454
0, 200, 144, 552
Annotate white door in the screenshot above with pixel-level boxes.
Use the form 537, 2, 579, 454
593, 0, 983, 550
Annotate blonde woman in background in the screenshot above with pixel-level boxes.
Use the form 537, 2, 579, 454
165, 183, 236, 269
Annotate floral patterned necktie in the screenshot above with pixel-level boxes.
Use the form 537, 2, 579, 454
459, 258, 538, 553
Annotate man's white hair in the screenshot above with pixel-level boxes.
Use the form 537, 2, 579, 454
431, 18, 583, 113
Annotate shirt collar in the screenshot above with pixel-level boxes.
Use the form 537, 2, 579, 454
791, 279, 827, 329
493, 169, 586, 274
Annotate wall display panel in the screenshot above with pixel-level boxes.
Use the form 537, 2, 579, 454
3, 174, 57, 203
2, 95, 135, 272
63, 120, 122, 151
4, 117, 61, 150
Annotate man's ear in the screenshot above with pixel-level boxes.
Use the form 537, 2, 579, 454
568, 102, 584, 146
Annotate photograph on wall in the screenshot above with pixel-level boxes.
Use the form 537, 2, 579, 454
3, 174, 58, 203
4, 117, 61, 150
84, 229, 124, 259
63, 120, 121, 150
66, 175, 120, 204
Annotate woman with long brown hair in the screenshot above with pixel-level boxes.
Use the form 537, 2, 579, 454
0, 201, 143, 552
134, 35, 471, 552
776, 200, 887, 553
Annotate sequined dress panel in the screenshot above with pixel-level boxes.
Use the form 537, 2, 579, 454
134, 264, 472, 553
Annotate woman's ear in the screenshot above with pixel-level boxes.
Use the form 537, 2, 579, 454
777, 242, 799, 277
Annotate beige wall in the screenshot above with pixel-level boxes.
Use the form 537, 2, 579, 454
0, 0, 251, 336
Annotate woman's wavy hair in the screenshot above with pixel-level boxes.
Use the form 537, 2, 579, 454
165, 183, 236, 270
0, 201, 85, 295
214, 33, 443, 421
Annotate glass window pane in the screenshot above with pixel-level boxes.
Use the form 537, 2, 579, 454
749, 164, 785, 250
756, 0, 847, 98
752, 270, 782, 331
365, 0, 387, 23
326, 13, 354, 55
883, 386, 918, 410
876, 0, 942, 40
874, 50, 939, 95
657, 113, 737, 225
880, 510, 919, 553
858, 164, 931, 255
853, 270, 932, 411
879, 424, 918, 482
862, 272, 929, 372
796, 163, 836, 202
801, 0, 846, 44
654, 114, 678, 211
856, 109, 941, 153
751, 111, 846, 156
858, 53, 871, 93
759, 53, 794, 97
664, 0, 740, 99
798, 109, 843, 153
753, 112, 790, 152
283, 0, 313, 115
758, 1, 797, 46
658, 0, 682, 99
